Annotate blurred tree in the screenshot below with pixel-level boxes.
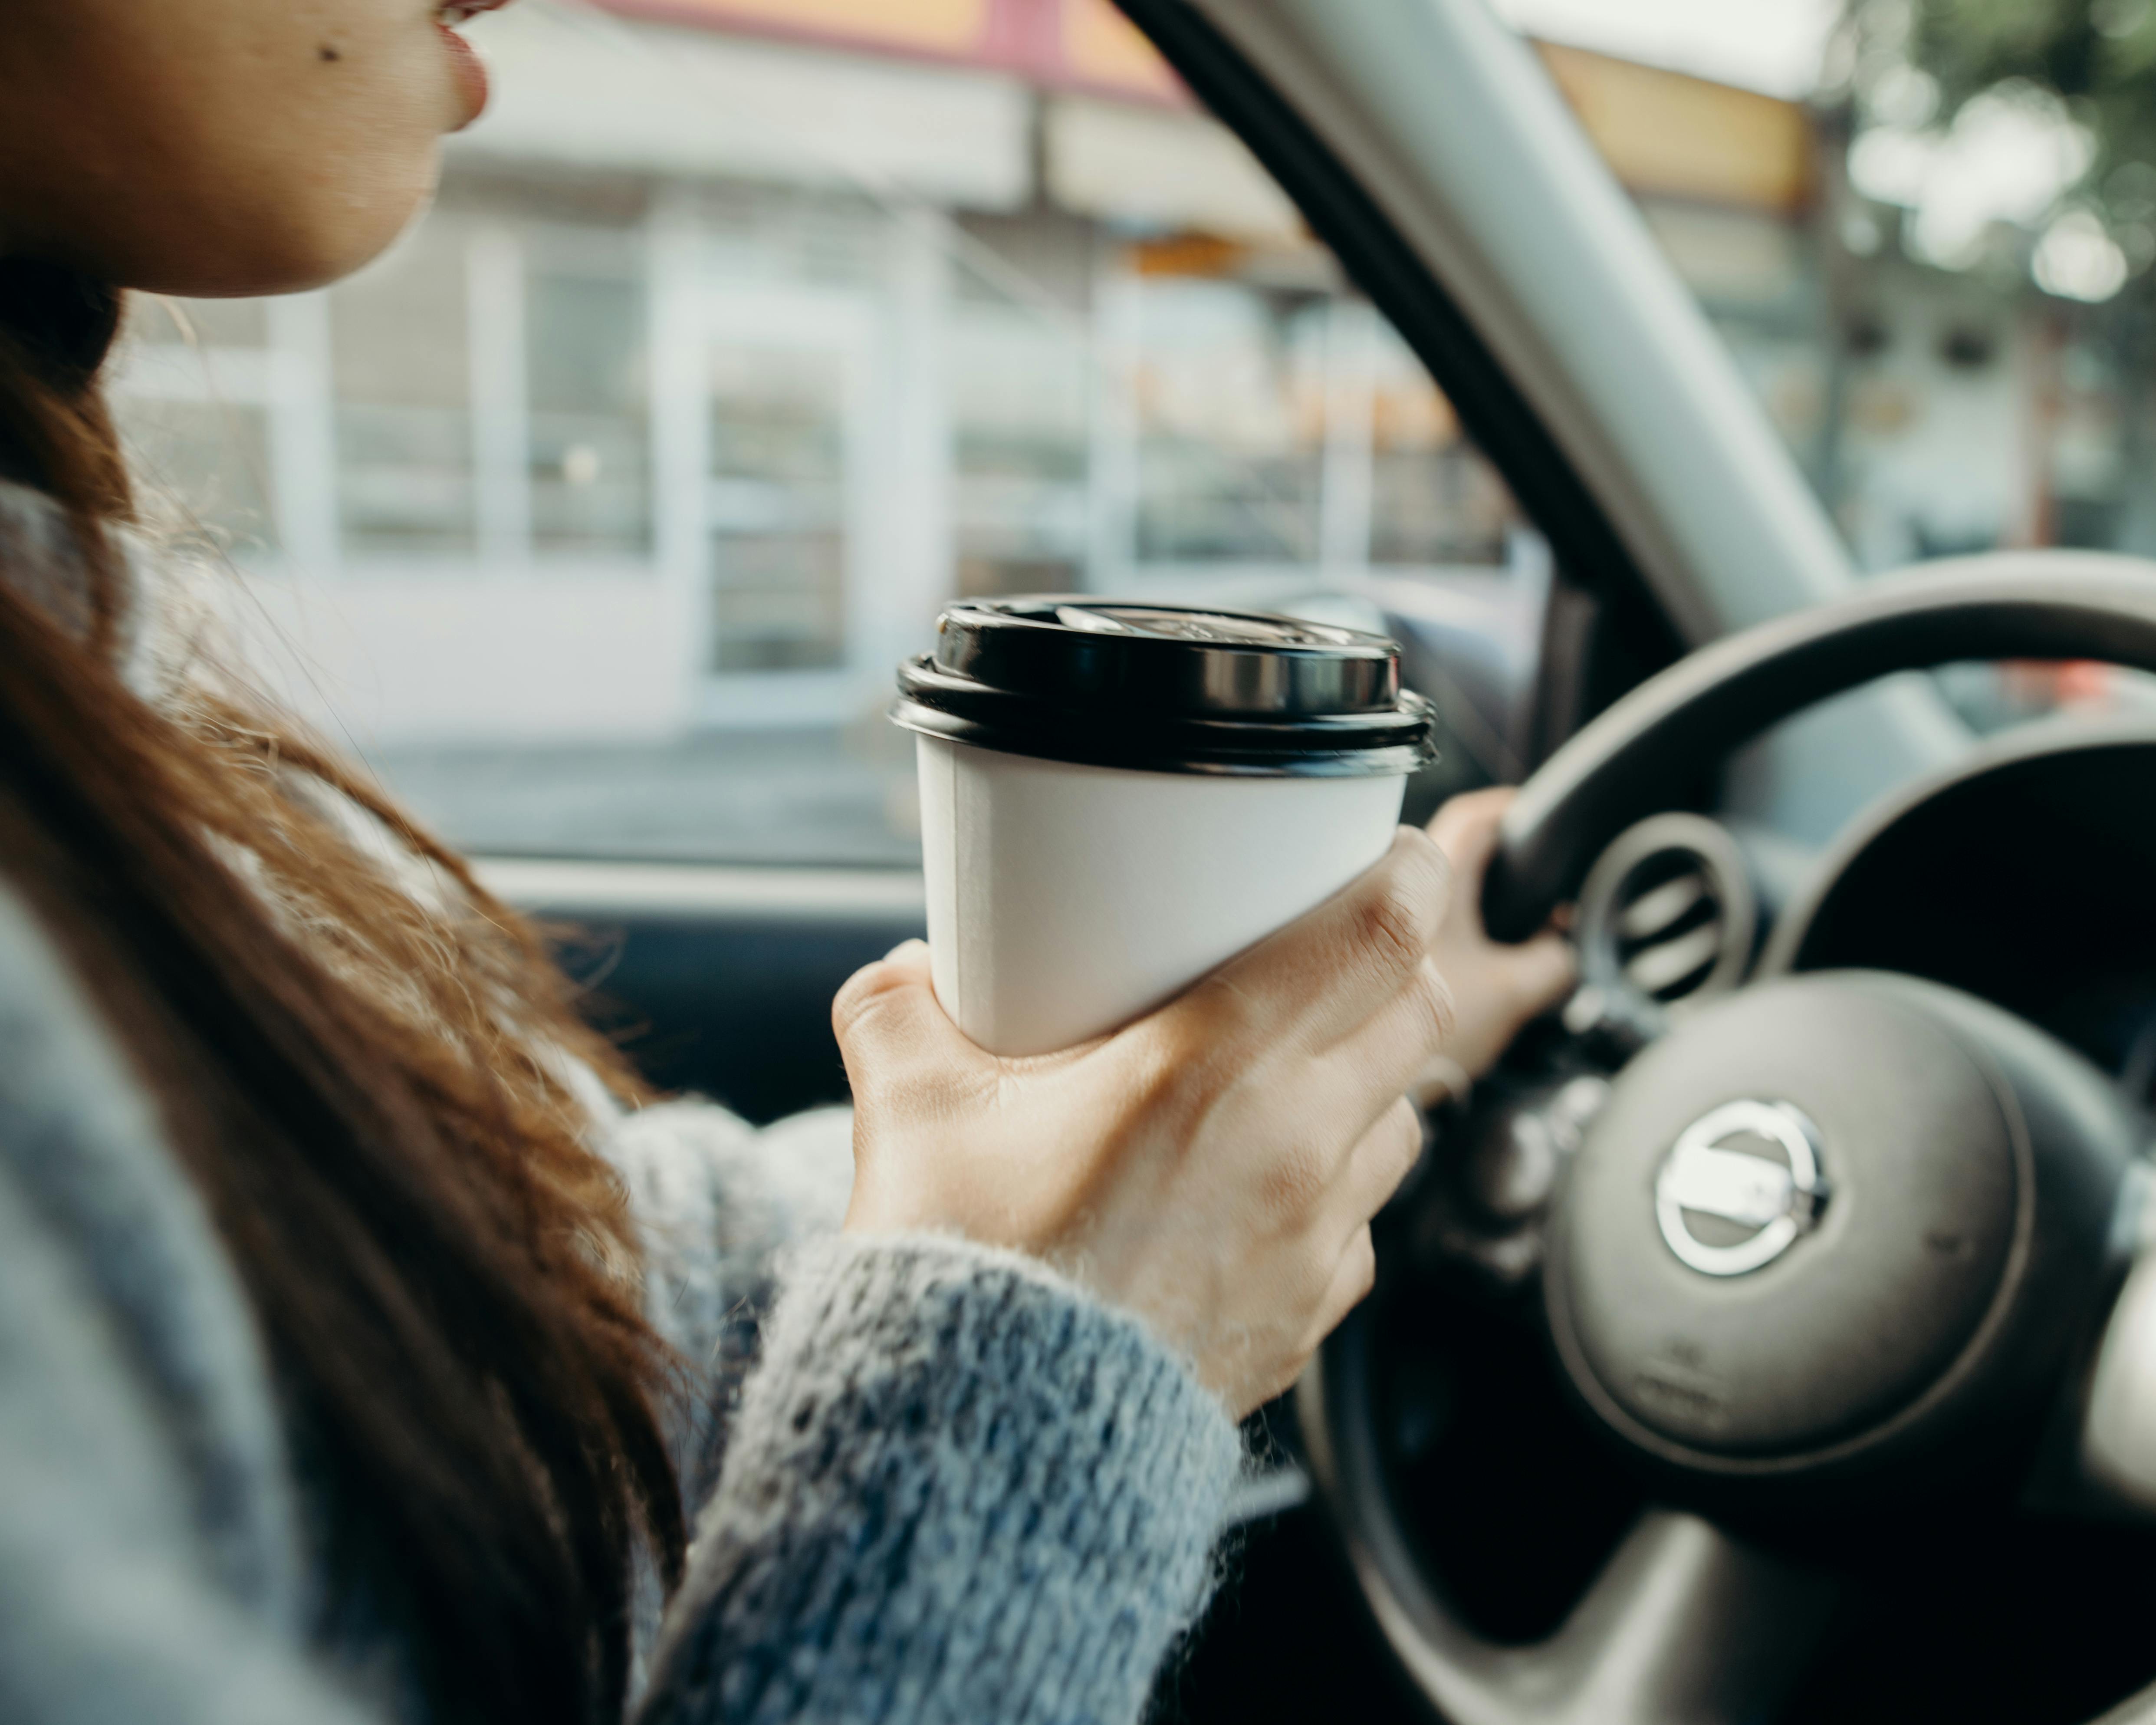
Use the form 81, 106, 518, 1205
1838, 0, 2156, 259
1834, 0, 2156, 560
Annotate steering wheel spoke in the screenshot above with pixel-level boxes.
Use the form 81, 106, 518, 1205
1500, 1508, 1835, 1725
1302, 1314, 1836, 1725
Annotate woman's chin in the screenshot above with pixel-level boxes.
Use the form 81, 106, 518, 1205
111, 172, 440, 300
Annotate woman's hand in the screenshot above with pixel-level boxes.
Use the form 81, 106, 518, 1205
1420, 787, 1578, 1090
835, 829, 1455, 1418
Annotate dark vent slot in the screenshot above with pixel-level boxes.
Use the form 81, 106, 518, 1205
1614, 860, 1722, 1002
1575, 814, 1757, 1017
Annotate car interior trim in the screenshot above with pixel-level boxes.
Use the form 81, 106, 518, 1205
473, 856, 928, 925
1572, 810, 1757, 1014
1757, 716, 2156, 979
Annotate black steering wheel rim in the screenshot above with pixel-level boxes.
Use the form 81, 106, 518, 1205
1482, 550, 2156, 942
1316, 550, 2156, 1725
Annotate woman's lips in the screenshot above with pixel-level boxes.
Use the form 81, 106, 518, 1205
436, 0, 512, 131
438, 20, 489, 128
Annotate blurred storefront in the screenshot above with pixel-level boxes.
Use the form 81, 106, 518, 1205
114, 0, 1527, 770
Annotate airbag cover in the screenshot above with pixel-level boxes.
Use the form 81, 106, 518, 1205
1548, 974, 2022, 1464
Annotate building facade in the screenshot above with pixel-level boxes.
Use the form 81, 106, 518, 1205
115, 0, 1527, 768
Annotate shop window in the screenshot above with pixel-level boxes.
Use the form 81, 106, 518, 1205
1129, 274, 1326, 566
949, 306, 1091, 598
708, 343, 849, 673
1369, 316, 1515, 568
528, 262, 651, 559
331, 219, 478, 559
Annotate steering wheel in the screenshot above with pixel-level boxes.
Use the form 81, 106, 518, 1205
1302, 551, 2156, 1725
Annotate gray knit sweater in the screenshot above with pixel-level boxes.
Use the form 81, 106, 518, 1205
0, 484, 1243, 1724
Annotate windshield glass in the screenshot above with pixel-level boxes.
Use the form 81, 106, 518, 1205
112, 0, 1544, 867
1498, 0, 2156, 732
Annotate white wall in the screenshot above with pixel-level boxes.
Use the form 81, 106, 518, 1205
230, 570, 698, 747
453, 9, 1032, 211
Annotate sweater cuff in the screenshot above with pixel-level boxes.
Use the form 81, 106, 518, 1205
642, 1231, 1243, 1725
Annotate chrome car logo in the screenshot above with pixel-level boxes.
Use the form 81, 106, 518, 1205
1654, 1100, 1827, 1277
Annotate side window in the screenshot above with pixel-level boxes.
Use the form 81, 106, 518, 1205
109, 0, 1549, 863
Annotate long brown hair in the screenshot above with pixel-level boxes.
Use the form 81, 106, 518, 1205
0, 259, 686, 1725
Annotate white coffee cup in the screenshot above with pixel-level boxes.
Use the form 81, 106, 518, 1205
892, 599, 1437, 1057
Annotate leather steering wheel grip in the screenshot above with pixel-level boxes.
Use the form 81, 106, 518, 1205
1480, 551, 2156, 943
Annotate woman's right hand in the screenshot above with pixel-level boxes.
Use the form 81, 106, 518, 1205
833, 827, 1456, 1419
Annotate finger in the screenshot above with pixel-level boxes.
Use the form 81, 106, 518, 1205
1173, 826, 1452, 1055
831, 940, 989, 1102
1411, 1053, 1472, 1112
1308, 953, 1454, 1118
1305, 1225, 1378, 1349
1426, 786, 1516, 886
1328, 1096, 1425, 1244
883, 936, 932, 973
1504, 930, 1579, 1021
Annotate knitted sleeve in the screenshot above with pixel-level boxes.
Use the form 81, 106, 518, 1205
0, 1149, 388, 1725
599, 1097, 856, 1520
635, 1231, 1244, 1725
0, 887, 382, 1725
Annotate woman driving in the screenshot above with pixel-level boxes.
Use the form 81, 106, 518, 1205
0, 3, 1574, 1722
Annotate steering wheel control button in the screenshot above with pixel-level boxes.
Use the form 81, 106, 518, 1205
1549, 974, 2030, 1468
1655, 1100, 1828, 1277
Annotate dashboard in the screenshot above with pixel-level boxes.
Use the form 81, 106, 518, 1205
1761, 725, 2156, 1094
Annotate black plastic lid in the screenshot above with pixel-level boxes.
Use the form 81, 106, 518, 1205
890, 597, 1438, 777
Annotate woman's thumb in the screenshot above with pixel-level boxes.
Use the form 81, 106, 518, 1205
832, 939, 964, 1074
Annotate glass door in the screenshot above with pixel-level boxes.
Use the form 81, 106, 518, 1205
696, 286, 880, 725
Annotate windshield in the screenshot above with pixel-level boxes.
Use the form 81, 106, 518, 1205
126, 0, 2140, 867
1499, 0, 2156, 731
112, 0, 1545, 866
